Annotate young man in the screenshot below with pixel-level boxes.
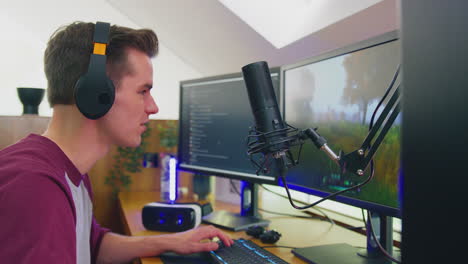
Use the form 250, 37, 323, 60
0, 22, 232, 263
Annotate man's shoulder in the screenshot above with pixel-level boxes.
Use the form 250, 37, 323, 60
1, 135, 51, 165
0, 134, 65, 182
0, 136, 74, 210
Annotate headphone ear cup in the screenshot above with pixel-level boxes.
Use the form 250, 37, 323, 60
74, 73, 115, 119
259, 230, 282, 244
74, 53, 115, 120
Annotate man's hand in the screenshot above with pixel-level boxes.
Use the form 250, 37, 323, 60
97, 225, 234, 263
164, 225, 234, 255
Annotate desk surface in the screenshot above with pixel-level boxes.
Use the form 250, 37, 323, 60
118, 191, 367, 264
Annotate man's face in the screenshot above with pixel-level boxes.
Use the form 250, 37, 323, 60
99, 48, 158, 147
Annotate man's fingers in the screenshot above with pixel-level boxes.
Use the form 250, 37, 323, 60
202, 226, 234, 246
191, 241, 219, 252
217, 232, 234, 247
208, 234, 232, 248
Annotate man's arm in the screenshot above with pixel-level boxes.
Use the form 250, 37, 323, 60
96, 225, 233, 264
0, 173, 76, 262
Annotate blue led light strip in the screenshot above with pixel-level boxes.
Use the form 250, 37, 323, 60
169, 157, 177, 202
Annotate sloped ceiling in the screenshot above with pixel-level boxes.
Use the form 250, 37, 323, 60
107, 0, 399, 76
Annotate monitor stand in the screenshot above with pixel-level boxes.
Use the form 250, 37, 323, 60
202, 181, 270, 231
292, 211, 400, 264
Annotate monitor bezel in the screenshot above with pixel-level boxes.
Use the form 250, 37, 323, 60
279, 30, 401, 218
177, 68, 281, 184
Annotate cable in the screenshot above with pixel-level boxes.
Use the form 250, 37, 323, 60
361, 209, 367, 225
229, 179, 241, 195
361, 69, 401, 263
259, 184, 335, 225
365, 163, 401, 264
367, 211, 401, 263
229, 180, 323, 220
347, 226, 366, 232
258, 208, 322, 220
370, 64, 400, 129
281, 170, 374, 210
364, 129, 400, 262
261, 245, 298, 249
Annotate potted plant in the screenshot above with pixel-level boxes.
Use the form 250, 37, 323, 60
157, 121, 178, 153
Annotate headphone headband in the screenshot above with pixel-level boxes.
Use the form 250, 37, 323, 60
74, 21, 115, 120
94, 22, 110, 44
93, 22, 110, 55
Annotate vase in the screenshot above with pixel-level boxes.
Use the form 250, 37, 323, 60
17, 87, 45, 115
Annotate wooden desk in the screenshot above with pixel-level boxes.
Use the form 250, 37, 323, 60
118, 191, 367, 264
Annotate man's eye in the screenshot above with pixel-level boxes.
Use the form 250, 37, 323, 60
139, 90, 148, 95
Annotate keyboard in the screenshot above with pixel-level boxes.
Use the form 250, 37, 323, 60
209, 238, 289, 264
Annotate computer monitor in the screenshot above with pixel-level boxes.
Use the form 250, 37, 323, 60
177, 69, 281, 231
281, 30, 401, 263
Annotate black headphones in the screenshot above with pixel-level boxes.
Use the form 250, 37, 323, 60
246, 226, 282, 244
74, 22, 115, 120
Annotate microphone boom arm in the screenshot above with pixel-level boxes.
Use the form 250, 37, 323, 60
302, 85, 401, 176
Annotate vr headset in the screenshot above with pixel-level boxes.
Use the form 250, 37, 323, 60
142, 202, 213, 232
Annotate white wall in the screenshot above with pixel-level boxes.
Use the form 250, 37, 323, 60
0, 0, 201, 119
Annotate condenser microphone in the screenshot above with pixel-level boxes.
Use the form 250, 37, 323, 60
242, 61, 297, 173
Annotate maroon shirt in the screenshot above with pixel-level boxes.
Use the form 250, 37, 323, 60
0, 134, 109, 263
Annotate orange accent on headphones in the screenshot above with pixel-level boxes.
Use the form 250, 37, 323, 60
93, 42, 107, 55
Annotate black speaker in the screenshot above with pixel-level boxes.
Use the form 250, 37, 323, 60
74, 22, 115, 120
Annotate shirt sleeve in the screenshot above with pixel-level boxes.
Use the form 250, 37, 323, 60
90, 216, 110, 264
0, 171, 76, 263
